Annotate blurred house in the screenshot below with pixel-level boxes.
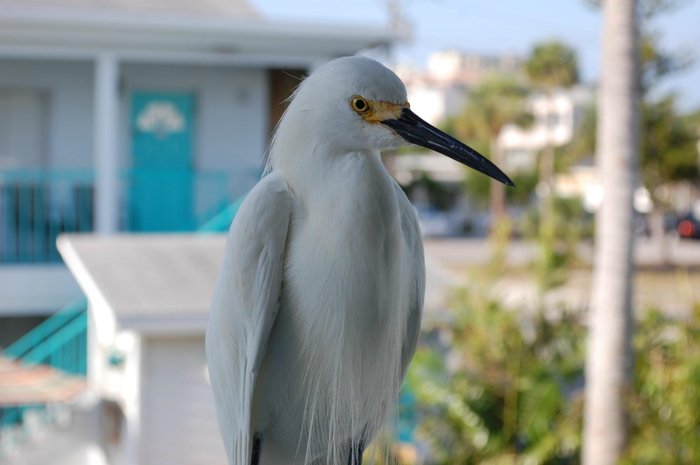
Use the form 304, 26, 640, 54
392, 50, 527, 235
58, 234, 227, 465
498, 85, 595, 172
395, 51, 593, 174
0, 0, 391, 461
391, 55, 594, 234
395, 49, 524, 125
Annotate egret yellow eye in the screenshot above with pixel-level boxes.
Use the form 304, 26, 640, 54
350, 95, 370, 114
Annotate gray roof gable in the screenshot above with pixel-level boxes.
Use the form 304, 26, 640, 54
58, 234, 227, 334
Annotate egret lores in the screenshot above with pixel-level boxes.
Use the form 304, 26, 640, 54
206, 56, 513, 465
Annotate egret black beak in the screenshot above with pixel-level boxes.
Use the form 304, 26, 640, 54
382, 108, 515, 187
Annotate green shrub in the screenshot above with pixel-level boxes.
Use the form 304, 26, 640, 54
408, 282, 585, 465
622, 304, 700, 464
409, 282, 699, 464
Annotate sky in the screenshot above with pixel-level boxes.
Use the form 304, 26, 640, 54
250, 0, 700, 111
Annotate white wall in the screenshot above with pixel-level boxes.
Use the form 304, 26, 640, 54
405, 83, 446, 127
0, 59, 95, 169
140, 335, 226, 465
0, 265, 81, 315
0, 89, 49, 168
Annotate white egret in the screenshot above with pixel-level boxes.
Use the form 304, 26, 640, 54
206, 56, 513, 465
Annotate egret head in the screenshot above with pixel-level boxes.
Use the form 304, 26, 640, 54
273, 56, 513, 186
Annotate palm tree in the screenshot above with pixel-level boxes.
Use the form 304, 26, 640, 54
450, 76, 530, 222
582, 1, 641, 464
526, 42, 579, 89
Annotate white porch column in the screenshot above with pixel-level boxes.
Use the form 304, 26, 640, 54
94, 52, 119, 233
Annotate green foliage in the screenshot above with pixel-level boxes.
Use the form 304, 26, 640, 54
526, 42, 579, 89
485, 217, 515, 279
451, 76, 531, 142
640, 33, 694, 92
410, 244, 586, 464
622, 305, 700, 464
409, 286, 700, 465
583, 0, 690, 20
507, 171, 539, 206
554, 95, 698, 193
449, 77, 532, 215
639, 0, 696, 89
629, 0, 695, 94
581, 0, 697, 188
637, 0, 694, 18
463, 169, 539, 208
404, 172, 459, 211
641, 95, 699, 185
684, 107, 700, 127
364, 433, 403, 465
461, 168, 492, 208
522, 196, 593, 293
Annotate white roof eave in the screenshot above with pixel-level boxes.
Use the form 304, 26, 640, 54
0, 9, 393, 63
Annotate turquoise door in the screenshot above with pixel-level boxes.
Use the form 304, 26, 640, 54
130, 92, 195, 231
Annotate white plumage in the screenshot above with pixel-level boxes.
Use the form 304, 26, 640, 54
206, 56, 512, 465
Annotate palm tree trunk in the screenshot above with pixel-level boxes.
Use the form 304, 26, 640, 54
583, 1, 640, 464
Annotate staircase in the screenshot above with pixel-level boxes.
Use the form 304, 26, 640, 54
0, 197, 244, 461
3, 298, 88, 375
0, 298, 88, 459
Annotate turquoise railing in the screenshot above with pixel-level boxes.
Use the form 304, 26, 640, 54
0, 191, 243, 440
3, 297, 87, 374
0, 170, 94, 263
3, 297, 88, 376
0, 169, 233, 263
0, 298, 88, 441
0, 184, 249, 455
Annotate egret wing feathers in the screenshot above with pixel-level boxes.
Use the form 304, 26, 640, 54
206, 173, 292, 465
394, 182, 425, 378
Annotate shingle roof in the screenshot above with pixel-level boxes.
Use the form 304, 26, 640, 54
0, 0, 259, 20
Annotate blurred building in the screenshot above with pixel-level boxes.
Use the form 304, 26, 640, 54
392, 50, 526, 235
499, 85, 595, 172
395, 49, 524, 125
426, 49, 523, 86
0, 0, 391, 462
58, 234, 228, 465
392, 52, 595, 234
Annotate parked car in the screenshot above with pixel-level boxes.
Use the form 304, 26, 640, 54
677, 213, 700, 239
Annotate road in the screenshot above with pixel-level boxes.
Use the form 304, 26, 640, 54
424, 236, 700, 271
422, 236, 700, 319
